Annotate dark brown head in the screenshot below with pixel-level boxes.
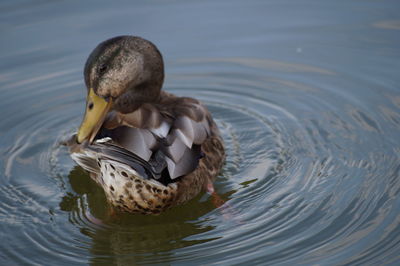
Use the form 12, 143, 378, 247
77, 36, 164, 143
84, 36, 164, 112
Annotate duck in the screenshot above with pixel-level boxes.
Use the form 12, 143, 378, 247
67, 36, 225, 214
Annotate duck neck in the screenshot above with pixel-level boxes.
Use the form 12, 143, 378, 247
113, 84, 162, 114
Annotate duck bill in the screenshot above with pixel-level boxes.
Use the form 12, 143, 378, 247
77, 88, 112, 143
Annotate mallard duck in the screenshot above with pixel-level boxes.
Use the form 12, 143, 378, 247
67, 36, 225, 214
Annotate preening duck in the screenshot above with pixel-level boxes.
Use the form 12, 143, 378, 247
68, 36, 225, 214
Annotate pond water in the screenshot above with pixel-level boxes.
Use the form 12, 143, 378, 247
1, 0, 400, 265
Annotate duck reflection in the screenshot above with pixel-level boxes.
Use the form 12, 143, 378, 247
59, 166, 223, 265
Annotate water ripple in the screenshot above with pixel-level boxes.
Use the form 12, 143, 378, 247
0, 56, 400, 265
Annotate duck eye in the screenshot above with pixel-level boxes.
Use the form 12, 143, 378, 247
98, 64, 107, 74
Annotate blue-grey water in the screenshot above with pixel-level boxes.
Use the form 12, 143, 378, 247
1, 0, 400, 265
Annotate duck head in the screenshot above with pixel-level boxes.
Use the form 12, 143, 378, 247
77, 36, 164, 143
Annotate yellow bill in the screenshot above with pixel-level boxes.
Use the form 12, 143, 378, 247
77, 88, 112, 143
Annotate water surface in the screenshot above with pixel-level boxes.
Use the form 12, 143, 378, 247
1, 0, 400, 265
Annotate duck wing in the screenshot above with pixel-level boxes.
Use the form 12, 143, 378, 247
70, 139, 162, 180
99, 94, 213, 180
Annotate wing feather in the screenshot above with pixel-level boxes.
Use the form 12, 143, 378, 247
75, 94, 215, 181
110, 126, 156, 161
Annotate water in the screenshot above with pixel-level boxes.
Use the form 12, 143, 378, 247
1, 0, 400, 264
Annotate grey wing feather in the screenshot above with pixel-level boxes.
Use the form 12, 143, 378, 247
174, 116, 194, 147
163, 112, 210, 179
110, 126, 156, 161
86, 142, 160, 179
173, 113, 210, 147
165, 133, 187, 162
166, 144, 201, 179
80, 101, 213, 180
192, 119, 211, 144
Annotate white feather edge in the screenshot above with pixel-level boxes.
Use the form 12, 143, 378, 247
70, 151, 99, 173
175, 128, 193, 148
150, 121, 171, 138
